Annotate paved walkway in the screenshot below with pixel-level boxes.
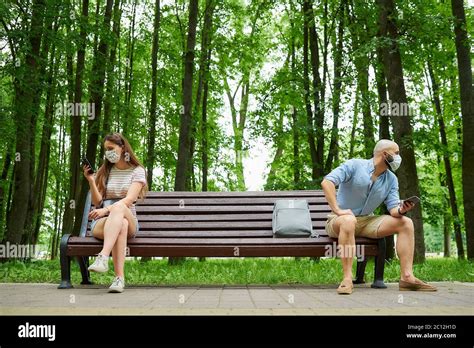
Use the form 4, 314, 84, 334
0, 282, 473, 315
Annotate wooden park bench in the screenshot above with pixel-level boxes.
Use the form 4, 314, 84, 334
58, 190, 387, 289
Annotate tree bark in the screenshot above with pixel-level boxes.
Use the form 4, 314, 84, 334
175, 0, 199, 192
31, 39, 60, 244
290, 22, 300, 187
199, 0, 216, 192
427, 62, 464, 258
146, 0, 161, 190
307, 0, 324, 179
61, 0, 89, 237
325, 2, 344, 173
6, 0, 46, 245
102, 0, 122, 154
451, 0, 474, 259
347, 1, 374, 158
74, 0, 114, 235
377, 0, 425, 262
189, 0, 215, 191
122, 0, 137, 137
375, 48, 390, 140
302, 0, 319, 182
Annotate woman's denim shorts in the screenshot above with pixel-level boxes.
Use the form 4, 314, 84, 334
89, 199, 139, 237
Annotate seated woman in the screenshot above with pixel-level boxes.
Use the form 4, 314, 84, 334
83, 132, 147, 293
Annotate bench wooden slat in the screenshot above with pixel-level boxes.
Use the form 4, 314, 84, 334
67, 244, 379, 257
136, 197, 329, 206
134, 205, 332, 213
68, 236, 377, 245
144, 190, 324, 197
133, 212, 331, 221
137, 220, 328, 229
85, 229, 329, 238
84, 220, 331, 230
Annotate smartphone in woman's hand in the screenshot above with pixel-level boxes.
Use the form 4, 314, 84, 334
81, 157, 94, 175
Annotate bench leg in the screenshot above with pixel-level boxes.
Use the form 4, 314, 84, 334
353, 258, 367, 284
58, 234, 73, 289
371, 238, 387, 289
77, 256, 93, 285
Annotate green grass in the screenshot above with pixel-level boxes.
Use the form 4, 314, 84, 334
0, 257, 473, 286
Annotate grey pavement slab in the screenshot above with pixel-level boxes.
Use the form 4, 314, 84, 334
0, 282, 472, 315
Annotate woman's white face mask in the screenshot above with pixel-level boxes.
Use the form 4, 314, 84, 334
105, 148, 121, 163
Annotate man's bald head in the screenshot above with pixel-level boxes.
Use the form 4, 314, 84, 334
373, 139, 399, 156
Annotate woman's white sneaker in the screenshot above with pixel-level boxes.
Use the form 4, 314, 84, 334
109, 277, 125, 293
88, 254, 109, 273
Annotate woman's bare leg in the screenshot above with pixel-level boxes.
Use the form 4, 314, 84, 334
100, 202, 137, 257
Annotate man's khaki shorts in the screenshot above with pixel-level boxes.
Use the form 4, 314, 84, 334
325, 213, 389, 239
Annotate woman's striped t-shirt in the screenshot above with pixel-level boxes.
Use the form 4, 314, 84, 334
105, 165, 147, 218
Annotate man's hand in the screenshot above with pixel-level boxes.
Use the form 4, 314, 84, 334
88, 208, 109, 220
334, 208, 355, 216
399, 200, 415, 214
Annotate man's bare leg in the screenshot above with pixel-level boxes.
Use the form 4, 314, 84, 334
377, 216, 419, 283
331, 215, 357, 286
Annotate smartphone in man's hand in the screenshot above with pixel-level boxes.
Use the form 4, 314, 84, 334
401, 196, 420, 206
81, 157, 94, 174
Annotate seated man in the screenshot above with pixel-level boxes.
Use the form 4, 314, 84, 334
321, 139, 437, 295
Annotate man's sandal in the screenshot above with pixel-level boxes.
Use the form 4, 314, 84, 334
337, 279, 354, 295
399, 279, 437, 292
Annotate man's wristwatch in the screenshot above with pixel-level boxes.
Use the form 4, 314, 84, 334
398, 207, 407, 216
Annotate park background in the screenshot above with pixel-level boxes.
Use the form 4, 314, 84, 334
0, 0, 473, 284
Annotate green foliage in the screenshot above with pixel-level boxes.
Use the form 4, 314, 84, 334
1, 257, 472, 285
0, 0, 472, 260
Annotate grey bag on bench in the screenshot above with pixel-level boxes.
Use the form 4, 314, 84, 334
272, 199, 315, 238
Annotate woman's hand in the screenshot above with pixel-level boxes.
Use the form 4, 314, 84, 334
83, 165, 94, 182
88, 208, 108, 220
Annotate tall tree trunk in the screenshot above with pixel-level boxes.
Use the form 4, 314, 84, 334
0, 151, 12, 239
31, 42, 60, 244
325, 2, 344, 173
451, 0, 474, 259
266, 111, 285, 189
6, 0, 46, 245
188, 0, 215, 191
61, 0, 89, 237
201, 66, 210, 192
122, 0, 137, 137
349, 90, 359, 158
102, 0, 122, 155
377, 0, 425, 262
374, 40, 394, 260
347, 1, 374, 158
172, 0, 199, 265
73, 0, 114, 235
175, 0, 199, 192
436, 152, 452, 258
146, 0, 161, 190
443, 210, 452, 257
290, 26, 300, 187
375, 48, 390, 140
307, 0, 324, 180
200, 0, 216, 192
427, 62, 464, 258
302, 0, 318, 182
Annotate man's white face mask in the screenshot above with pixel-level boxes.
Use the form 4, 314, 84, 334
384, 151, 402, 171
